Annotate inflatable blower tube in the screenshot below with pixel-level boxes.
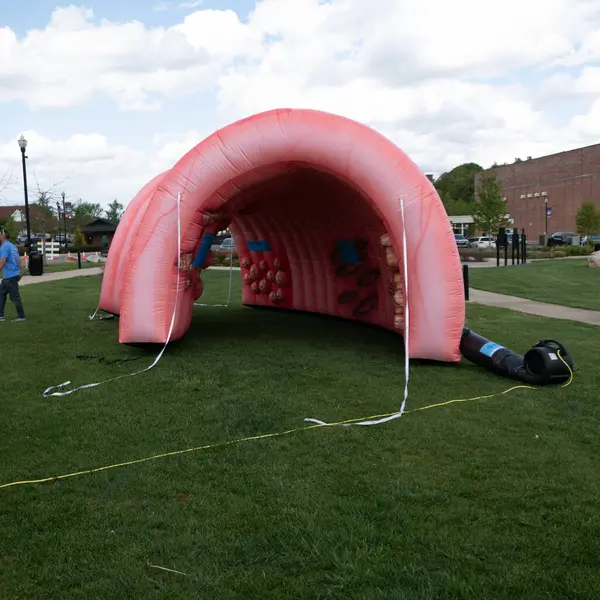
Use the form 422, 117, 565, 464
460, 328, 574, 386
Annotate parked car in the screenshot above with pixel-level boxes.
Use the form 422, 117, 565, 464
219, 238, 235, 250
547, 232, 577, 247
470, 236, 496, 249
454, 234, 470, 248
54, 234, 74, 244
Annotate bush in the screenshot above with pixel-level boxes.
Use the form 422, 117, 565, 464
563, 245, 593, 256
528, 245, 592, 259
458, 248, 494, 262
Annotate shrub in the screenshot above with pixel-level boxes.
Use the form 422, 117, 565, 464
563, 245, 592, 256
458, 248, 493, 262
73, 227, 86, 247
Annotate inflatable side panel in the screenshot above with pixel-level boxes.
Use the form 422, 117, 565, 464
99, 170, 168, 314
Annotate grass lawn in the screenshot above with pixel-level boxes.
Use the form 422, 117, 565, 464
470, 258, 600, 311
0, 271, 599, 599
40, 260, 99, 274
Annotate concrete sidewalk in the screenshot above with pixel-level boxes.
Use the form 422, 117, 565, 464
7, 264, 599, 328
463, 256, 589, 268
13, 265, 231, 286
13, 267, 103, 287
469, 289, 600, 326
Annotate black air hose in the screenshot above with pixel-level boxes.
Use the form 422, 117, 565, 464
460, 328, 574, 386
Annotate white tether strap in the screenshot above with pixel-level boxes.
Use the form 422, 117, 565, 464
305, 196, 410, 427
43, 192, 183, 398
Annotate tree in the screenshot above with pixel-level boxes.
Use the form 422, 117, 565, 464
0, 217, 20, 241
33, 188, 56, 235
30, 178, 69, 235
576, 203, 600, 240
73, 226, 86, 248
105, 199, 124, 222
434, 163, 484, 210
471, 172, 507, 235
444, 197, 474, 216
72, 199, 104, 229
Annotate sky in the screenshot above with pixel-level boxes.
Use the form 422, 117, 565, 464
1, 0, 599, 209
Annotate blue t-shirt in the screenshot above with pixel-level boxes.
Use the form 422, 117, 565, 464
0, 240, 21, 279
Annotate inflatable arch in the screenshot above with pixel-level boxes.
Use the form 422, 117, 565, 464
98, 109, 573, 385
98, 108, 576, 385
99, 108, 465, 362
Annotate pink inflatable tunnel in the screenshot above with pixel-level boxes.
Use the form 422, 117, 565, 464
99, 108, 465, 362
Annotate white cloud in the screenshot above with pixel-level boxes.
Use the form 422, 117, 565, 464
0, 5, 238, 111
0, 130, 182, 208
179, 1, 204, 9
1, 0, 600, 210
216, 0, 600, 172
153, 0, 204, 11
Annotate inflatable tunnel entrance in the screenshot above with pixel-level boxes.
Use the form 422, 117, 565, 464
99, 108, 465, 363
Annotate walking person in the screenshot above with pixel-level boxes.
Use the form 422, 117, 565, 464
0, 230, 26, 322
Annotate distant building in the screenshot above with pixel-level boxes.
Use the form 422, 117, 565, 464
448, 214, 513, 236
81, 218, 118, 246
448, 215, 474, 235
0, 204, 51, 236
476, 143, 600, 238
0, 206, 25, 224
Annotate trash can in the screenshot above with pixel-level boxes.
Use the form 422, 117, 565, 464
28, 252, 44, 276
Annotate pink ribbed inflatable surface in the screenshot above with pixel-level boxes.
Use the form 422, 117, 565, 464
99, 108, 465, 362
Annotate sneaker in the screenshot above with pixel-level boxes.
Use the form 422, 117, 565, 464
12, 318, 26, 322
0, 317, 4, 322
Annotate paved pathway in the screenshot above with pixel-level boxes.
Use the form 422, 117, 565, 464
7, 264, 599, 327
14, 267, 103, 287
463, 256, 588, 268
469, 289, 600, 326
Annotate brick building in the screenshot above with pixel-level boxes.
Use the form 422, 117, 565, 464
476, 143, 600, 239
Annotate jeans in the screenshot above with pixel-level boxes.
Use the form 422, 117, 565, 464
0, 277, 25, 319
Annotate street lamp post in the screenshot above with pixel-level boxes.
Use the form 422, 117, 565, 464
17, 135, 32, 252
544, 197, 548, 237
61, 191, 68, 250
56, 201, 62, 246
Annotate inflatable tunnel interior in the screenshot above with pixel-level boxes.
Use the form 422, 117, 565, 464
98, 108, 574, 384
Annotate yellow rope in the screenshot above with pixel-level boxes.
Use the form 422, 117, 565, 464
0, 352, 573, 491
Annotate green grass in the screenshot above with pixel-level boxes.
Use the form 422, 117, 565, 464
470, 258, 600, 311
0, 271, 599, 599
41, 260, 99, 273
